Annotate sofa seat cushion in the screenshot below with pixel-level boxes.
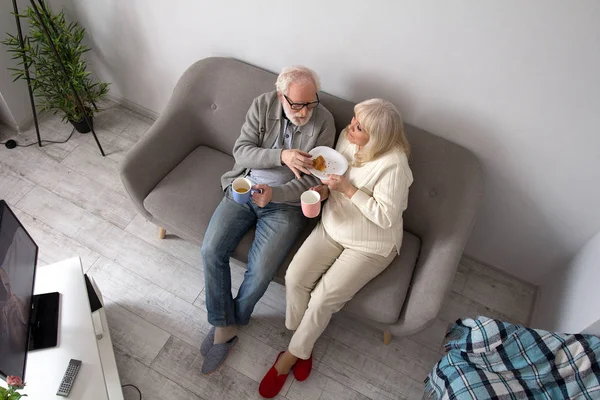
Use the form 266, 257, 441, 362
144, 145, 231, 238
343, 231, 421, 324
143, 146, 254, 261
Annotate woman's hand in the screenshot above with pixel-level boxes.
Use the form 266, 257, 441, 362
309, 185, 329, 201
321, 174, 358, 198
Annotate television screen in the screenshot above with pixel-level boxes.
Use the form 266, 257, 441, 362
0, 200, 38, 380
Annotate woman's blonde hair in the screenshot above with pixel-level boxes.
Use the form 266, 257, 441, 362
349, 98, 410, 165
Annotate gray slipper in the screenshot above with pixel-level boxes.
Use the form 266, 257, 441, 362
200, 326, 216, 357
201, 336, 238, 375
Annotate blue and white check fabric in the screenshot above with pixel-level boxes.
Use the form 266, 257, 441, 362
425, 317, 600, 399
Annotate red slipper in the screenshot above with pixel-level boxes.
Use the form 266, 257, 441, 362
259, 352, 289, 398
293, 353, 312, 381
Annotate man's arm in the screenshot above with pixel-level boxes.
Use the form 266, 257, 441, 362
271, 113, 336, 203
232, 97, 283, 169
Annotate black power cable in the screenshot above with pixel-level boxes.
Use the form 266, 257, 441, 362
1, 127, 76, 149
122, 383, 142, 399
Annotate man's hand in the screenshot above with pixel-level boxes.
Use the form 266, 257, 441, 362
252, 184, 273, 207
321, 174, 357, 199
309, 185, 329, 201
281, 149, 313, 179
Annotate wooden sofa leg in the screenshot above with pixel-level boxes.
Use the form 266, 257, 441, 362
158, 227, 166, 239
383, 331, 392, 345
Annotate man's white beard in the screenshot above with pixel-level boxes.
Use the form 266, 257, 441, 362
284, 107, 313, 127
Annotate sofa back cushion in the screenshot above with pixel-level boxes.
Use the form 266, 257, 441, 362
173, 58, 277, 156
174, 58, 356, 155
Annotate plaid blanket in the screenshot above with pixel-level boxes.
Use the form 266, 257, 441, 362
425, 317, 600, 399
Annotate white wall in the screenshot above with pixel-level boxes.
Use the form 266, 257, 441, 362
48, 0, 600, 284
0, 0, 33, 130
0, 93, 16, 128
533, 230, 600, 333
583, 320, 600, 337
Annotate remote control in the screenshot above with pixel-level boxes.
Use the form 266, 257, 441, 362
56, 359, 82, 397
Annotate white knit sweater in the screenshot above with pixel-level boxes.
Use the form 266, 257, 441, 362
321, 133, 413, 256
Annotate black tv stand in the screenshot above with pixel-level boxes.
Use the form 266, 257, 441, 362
28, 292, 60, 350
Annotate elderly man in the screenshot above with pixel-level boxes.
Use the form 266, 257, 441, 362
200, 66, 336, 374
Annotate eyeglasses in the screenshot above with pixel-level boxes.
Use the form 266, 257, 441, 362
283, 93, 320, 111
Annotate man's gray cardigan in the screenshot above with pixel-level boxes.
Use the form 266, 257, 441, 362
221, 91, 336, 203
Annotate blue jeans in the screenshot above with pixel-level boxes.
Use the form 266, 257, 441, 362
201, 188, 307, 326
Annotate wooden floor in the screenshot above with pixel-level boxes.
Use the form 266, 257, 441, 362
0, 101, 537, 400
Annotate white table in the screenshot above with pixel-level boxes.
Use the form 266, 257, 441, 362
1, 258, 123, 399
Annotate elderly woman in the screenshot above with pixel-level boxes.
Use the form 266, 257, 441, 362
259, 98, 413, 398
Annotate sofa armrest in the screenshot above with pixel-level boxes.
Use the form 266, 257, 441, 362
119, 106, 200, 219
389, 242, 464, 336
389, 156, 484, 337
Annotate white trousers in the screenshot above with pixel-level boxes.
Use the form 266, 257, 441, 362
285, 222, 395, 359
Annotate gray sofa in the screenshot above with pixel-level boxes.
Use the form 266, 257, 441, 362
120, 57, 483, 342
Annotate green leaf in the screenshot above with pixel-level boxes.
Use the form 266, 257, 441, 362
2, 3, 110, 121
8, 392, 23, 400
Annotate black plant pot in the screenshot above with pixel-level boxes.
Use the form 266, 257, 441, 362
70, 116, 93, 133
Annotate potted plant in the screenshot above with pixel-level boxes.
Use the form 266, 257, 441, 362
2, 2, 109, 133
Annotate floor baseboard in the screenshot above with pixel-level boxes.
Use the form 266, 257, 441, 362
106, 93, 159, 121
0, 113, 34, 134
460, 254, 537, 288
0, 118, 17, 135
460, 254, 539, 325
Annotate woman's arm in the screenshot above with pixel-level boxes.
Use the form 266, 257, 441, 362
349, 161, 411, 229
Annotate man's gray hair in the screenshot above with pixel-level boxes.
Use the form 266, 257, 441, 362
275, 66, 321, 95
